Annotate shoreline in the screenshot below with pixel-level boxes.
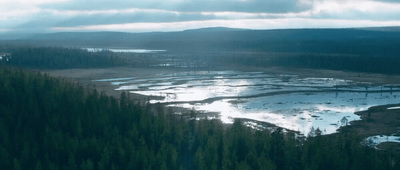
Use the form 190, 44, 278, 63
43, 66, 400, 146
336, 103, 400, 151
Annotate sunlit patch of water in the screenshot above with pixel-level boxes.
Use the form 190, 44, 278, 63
84, 48, 166, 53
95, 77, 135, 82
362, 135, 400, 149
388, 106, 400, 110
95, 70, 400, 135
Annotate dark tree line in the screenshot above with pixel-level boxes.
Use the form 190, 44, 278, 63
0, 47, 125, 69
6, 28, 399, 58
0, 66, 399, 169
1, 44, 399, 75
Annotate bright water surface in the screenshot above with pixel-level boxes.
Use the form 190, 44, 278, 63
84, 48, 166, 53
95, 71, 400, 135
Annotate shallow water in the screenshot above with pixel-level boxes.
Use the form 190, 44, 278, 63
84, 48, 166, 53
388, 106, 400, 110
95, 70, 400, 135
362, 135, 400, 149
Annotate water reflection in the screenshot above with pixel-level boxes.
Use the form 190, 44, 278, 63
362, 135, 400, 149
84, 48, 166, 53
95, 71, 400, 135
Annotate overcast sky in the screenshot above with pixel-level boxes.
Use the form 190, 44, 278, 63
1, 0, 400, 33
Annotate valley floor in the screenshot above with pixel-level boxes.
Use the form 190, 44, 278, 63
44, 66, 400, 149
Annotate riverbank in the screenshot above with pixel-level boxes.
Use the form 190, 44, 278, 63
338, 104, 400, 151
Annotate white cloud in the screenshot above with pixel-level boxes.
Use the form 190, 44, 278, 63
43, 0, 309, 13
0, 29, 11, 33
311, 0, 400, 20
1, 0, 400, 33
51, 18, 400, 32
0, 0, 68, 29
44, 8, 181, 16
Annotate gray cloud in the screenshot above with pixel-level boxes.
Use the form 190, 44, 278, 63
41, 0, 311, 13
55, 12, 216, 27
3, 0, 400, 33
169, 0, 311, 13
12, 10, 218, 32
16, 0, 303, 32
24, 0, 308, 32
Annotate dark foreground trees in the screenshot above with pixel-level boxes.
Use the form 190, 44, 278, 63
0, 67, 399, 169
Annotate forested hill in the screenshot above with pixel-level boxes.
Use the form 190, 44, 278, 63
4, 27, 399, 57
1, 66, 399, 169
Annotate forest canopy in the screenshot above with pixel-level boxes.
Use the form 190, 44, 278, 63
0, 47, 125, 69
0, 66, 399, 169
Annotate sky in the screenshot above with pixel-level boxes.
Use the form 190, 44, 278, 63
1, 0, 400, 33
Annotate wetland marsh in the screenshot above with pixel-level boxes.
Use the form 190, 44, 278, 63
94, 69, 400, 135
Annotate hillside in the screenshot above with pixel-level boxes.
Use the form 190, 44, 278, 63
1, 27, 399, 56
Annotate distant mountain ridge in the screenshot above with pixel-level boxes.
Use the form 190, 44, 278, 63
355, 26, 400, 32
182, 27, 250, 32
1, 27, 399, 56
2, 26, 399, 41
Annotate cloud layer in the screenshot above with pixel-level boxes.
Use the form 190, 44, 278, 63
1, 0, 400, 33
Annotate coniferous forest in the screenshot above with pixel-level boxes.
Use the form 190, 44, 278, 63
1, 47, 125, 69
1, 66, 399, 169
1, 0, 400, 168
2, 45, 400, 75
